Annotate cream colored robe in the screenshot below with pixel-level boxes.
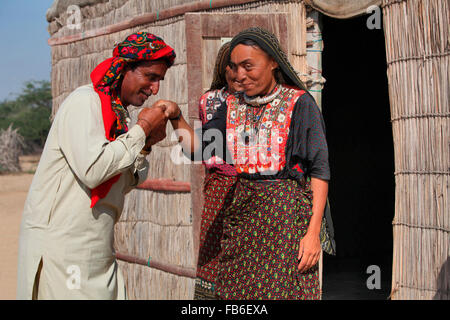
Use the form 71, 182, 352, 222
16, 84, 149, 299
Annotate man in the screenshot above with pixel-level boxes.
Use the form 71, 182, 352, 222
17, 32, 176, 299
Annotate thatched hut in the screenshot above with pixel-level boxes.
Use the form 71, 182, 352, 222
46, 0, 448, 299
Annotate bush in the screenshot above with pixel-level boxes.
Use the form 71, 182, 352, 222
0, 80, 52, 152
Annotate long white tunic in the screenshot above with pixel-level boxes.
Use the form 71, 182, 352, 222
16, 84, 149, 299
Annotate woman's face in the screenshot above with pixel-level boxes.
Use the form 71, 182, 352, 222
230, 44, 278, 97
225, 65, 244, 93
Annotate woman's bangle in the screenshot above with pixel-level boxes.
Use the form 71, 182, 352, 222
169, 110, 182, 121
140, 147, 151, 155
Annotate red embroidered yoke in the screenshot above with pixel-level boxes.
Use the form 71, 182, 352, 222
226, 85, 306, 175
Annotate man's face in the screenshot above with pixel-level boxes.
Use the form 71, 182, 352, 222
120, 60, 168, 107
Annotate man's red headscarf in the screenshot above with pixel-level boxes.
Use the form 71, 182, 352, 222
89, 32, 176, 208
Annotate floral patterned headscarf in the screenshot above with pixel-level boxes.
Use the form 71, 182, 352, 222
89, 32, 176, 208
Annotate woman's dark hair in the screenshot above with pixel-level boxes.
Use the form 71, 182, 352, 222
209, 42, 232, 91
239, 39, 260, 50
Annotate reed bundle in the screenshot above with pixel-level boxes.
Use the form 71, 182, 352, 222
382, 0, 449, 299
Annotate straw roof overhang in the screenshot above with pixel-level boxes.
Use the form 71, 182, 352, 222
304, 0, 382, 18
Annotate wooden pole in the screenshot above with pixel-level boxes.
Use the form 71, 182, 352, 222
115, 252, 197, 279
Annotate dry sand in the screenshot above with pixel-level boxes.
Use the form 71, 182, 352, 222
0, 172, 34, 300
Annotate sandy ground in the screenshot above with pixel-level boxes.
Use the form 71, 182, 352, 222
0, 171, 34, 300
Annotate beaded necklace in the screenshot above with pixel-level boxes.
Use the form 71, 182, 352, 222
243, 84, 281, 107
241, 85, 281, 145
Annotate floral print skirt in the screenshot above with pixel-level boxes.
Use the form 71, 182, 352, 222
194, 171, 237, 300
215, 177, 320, 300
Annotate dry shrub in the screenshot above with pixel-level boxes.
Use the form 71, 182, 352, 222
0, 125, 26, 173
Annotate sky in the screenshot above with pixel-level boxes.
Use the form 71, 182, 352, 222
0, 0, 54, 101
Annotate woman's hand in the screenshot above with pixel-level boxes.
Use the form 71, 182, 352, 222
297, 177, 328, 273
152, 99, 180, 120
297, 230, 321, 273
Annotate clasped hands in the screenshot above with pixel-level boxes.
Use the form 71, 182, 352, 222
136, 100, 180, 151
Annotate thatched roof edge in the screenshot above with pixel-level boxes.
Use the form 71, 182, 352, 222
48, 0, 262, 46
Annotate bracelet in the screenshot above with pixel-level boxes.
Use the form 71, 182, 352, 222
169, 110, 182, 121
140, 147, 152, 155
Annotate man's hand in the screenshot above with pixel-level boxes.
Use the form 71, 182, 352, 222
152, 99, 180, 120
137, 105, 168, 149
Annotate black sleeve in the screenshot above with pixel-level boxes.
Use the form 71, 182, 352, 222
290, 92, 330, 180
190, 99, 231, 163
201, 97, 227, 134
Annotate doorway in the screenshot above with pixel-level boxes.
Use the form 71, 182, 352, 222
320, 13, 395, 299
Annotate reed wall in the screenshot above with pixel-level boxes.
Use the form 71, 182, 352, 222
382, 0, 449, 300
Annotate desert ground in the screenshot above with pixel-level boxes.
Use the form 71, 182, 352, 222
0, 155, 38, 299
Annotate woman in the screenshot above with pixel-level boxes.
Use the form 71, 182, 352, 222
161, 27, 334, 299
194, 42, 243, 299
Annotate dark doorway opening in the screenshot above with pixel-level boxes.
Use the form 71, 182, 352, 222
320, 13, 395, 300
